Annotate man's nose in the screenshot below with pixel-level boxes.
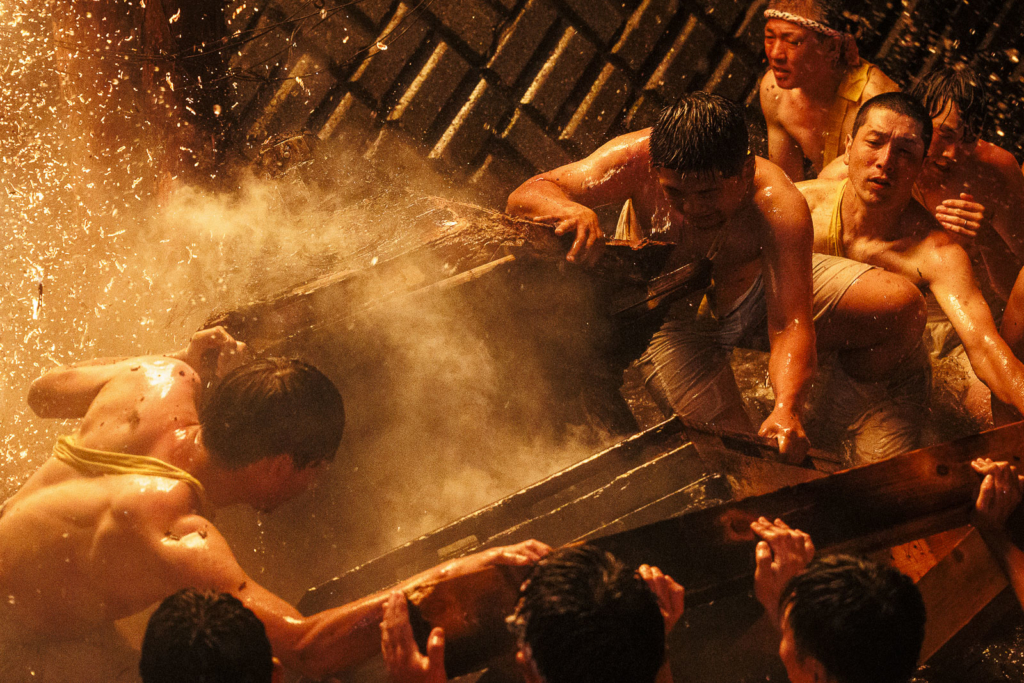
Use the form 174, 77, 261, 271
877, 145, 897, 172
767, 41, 785, 62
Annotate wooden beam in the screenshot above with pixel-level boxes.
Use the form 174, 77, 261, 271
591, 421, 1024, 606
361, 424, 1024, 679
916, 528, 1009, 662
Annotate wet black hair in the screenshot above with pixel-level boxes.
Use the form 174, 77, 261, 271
201, 357, 345, 470
780, 555, 926, 683
649, 92, 750, 178
766, 0, 845, 31
907, 64, 987, 143
851, 92, 934, 154
514, 545, 665, 683
140, 589, 274, 683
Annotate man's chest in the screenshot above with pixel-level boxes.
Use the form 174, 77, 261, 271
778, 95, 855, 168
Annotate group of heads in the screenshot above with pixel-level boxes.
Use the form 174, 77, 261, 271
142, 547, 924, 683
649, 66, 985, 227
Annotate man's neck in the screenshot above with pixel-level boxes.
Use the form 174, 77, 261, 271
184, 429, 248, 509
840, 184, 908, 242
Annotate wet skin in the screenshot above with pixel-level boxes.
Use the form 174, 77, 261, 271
760, 18, 898, 181
506, 129, 925, 460
798, 107, 1024, 417
5, 328, 551, 680
820, 100, 1024, 302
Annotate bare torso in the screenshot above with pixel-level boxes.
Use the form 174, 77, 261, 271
558, 130, 785, 308
0, 358, 206, 642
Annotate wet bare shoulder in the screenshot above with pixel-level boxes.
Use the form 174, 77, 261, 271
534, 129, 652, 200
974, 142, 1024, 190
905, 199, 944, 239
76, 358, 201, 451
754, 158, 813, 231
793, 177, 840, 212
759, 69, 782, 119
108, 476, 205, 538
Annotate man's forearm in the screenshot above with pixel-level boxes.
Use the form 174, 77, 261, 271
768, 323, 816, 414
969, 341, 1024, 416
273, 547, 524, 679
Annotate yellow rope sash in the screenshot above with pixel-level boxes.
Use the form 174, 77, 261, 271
821, 61, 875, 168
826, 179, 849, 258
53, 435, 206, 500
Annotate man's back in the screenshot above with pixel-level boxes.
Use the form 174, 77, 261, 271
0, 462, 200, 641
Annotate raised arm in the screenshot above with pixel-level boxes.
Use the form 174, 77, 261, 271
28, 356, 141, 418
27, 327, 247, 419
759, 73, 806, 182
154, 510, 548, 680
923, 243, 1024, 415
758, 167, 817, 461
506, 131, 649, 263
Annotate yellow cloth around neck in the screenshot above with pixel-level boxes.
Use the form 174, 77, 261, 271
821, 61, 875, 168
53, 435, 206, 501
826, 179, 849, 258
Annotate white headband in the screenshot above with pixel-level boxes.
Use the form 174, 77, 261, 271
764, 9, 844, 39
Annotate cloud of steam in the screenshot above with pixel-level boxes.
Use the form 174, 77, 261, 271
0, 2, 615, 613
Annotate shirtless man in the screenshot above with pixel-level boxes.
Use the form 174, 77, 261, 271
819, 66, 1024, 423
798, 92, 1024, 423
507, 92, 927, 463
0, 327, 549, 682
760, 0, 898, 181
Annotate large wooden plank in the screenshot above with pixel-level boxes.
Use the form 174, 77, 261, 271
304, 423, 1024, 680
917, 528, 1009, 661
591, 421, 1024, 605
299, 418, 696, 613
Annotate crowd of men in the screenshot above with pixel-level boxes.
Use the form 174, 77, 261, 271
4, 0, 1024, 681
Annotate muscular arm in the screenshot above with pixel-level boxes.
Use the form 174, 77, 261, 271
153, 511, 546, 679
28, 327, 247, 420
760, 73, 806, 182
758, 167, 817, 459
29, 356, 153, 419
923, 243, 1024, 414
506, 132, 648, 262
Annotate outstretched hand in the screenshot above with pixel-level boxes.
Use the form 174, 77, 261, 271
934, 193, 987, 241
750, 517, 814, 628
380, 592, 448, 683
172, 326, 250, 383
971, 458, 1024, 533
639, 564, 685, 634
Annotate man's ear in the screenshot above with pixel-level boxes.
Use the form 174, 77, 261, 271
843, 134, 853, 166
515, 648, 544, 683
271, 656, 285, 683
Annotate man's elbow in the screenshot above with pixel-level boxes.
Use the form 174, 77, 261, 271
506, 180, 537, 216
27, 377, 58, 417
